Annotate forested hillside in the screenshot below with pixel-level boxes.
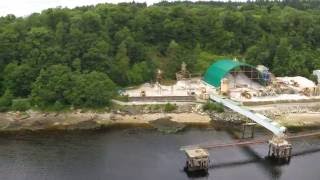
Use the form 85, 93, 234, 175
1, 1, 320, 110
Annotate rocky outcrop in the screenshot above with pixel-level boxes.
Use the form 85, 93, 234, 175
149, 116, 186, 133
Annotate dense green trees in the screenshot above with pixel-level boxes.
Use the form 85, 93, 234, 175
31, 65, 116, 109
3, 63, 37, 97
31, 65, 73, 107
66, 71, 116, 107
1, 1, 320, 110
0, 90, 14, 112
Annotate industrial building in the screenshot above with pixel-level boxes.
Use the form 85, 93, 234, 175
124, 58, 320, 105
202, 59, 320, 104
203, 59, 269, 87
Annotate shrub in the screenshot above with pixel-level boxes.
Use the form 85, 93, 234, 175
11, 99, 31, 111
114, 95, 129, 102
52, 101, 66, 111
202, 102, 224, 113
164, 103, 177, 112
0, 90, 14, 112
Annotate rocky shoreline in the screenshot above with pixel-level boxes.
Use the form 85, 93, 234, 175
0, 103, 320, 133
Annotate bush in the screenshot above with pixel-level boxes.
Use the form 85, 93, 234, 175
52, 101, 66, 111
203, 102, 224, 113
164, 103, 177, 112
11, 99, 31, 111
0, 90, 14, 112
114, 95, 129, 102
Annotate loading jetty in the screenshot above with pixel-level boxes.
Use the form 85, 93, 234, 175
181, 94, 320, 172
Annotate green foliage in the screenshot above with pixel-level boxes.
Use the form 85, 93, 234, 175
3, 63, 37, 97
66, 71, 116, 108
0, 90, 14, 112
194, 52, 228, 74
0, 1, 320, 110
127, 61, 153, 84
31, 64, 73, 107
31, 65, 116, 109
202, 102, 224, 113
11, 99, 31, 111
164, 103, 177, 112
52, 101, 67, 111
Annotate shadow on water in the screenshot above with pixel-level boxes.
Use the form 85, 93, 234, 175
184, 170, 209, 178
209, 147, 320, 168
216, 127, 284, 179
209, 143, 320, 179
234, 145, 283, 179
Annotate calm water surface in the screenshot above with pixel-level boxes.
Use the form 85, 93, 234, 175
0, 128, 319, 180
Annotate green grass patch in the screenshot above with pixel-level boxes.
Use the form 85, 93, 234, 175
164, 103, 177, 112
202, 102, 224, 113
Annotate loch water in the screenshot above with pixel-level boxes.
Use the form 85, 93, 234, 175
0, 128, 319, 180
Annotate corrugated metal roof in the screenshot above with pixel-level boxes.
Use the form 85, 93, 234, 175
203, 59, 257, 87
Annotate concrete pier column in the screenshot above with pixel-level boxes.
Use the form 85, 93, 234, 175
241, 122, 256, 139
268, 137, 292, 162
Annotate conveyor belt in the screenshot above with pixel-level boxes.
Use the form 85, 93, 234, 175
210, 95, 286, 136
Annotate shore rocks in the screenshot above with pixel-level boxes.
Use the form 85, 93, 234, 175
149, 117, 186, 133
0, 102, 319, 133
209, 110, 246, 123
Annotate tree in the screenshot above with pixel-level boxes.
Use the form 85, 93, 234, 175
0, 90, 14, 112
164, 40, 198, 78
81, 40, 111, 72
109, 41, 130, 85
127, 62, 152, 84
31, 65, 73, 107
165, 40, 181, 78
1, 1, 320, 110
272, 38, 291, 76
66, 71, 116, 107
3, 63, 37, 97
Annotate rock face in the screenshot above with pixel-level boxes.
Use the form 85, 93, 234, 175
209, 110, 246, 123
149, 117, 186, 133
0, 111, 109, 132
0, 107, 205, 132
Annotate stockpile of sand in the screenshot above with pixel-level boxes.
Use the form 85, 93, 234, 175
276, 76, 315, 89
226, 73, 263, 90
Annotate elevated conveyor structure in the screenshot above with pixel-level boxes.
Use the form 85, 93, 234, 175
181, 94, 317, 170
209, 95, 286, 137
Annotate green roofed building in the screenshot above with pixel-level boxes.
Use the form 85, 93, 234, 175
203, 59, 267, 87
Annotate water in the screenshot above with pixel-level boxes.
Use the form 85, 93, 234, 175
0, 128, 319, 180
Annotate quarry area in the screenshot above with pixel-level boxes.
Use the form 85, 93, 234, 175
2, 59, 320, 133
124, 60, 320, 106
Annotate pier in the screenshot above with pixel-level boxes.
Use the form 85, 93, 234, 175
182, 94, 320, 172
182, 131, 320, 172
